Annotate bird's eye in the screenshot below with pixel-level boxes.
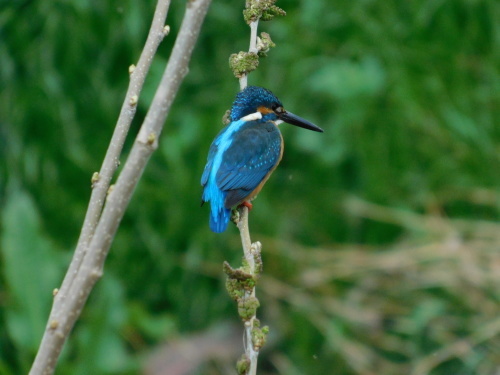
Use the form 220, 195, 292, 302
274, 106, 284, 114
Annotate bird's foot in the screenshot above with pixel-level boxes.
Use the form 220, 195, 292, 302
231, 202, 253, 226
231, 209, 240, 224
238, 201, 253, 211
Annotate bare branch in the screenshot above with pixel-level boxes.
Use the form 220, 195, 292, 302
29, 0, 212, 374
236, 207, 261, 375
233, 4, 267, 374
239, 20, 259, 90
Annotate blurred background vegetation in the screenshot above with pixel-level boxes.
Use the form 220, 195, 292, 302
1, 0, 499, 374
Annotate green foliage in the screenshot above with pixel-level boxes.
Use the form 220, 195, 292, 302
1, 188, 64, 370
0, 0, 499, 374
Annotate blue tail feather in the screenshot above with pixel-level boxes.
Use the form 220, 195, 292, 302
209, 206, 231, 233
202, 177, 231, 232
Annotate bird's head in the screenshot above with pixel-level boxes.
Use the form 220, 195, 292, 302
230, 86, 323, 132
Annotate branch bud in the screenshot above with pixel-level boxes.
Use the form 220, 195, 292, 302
129, 95, 138, 106
251, 325, 269, 350
91, 172, 100, 188
256, 32, 275, 57
236, 355, 251, 375
238, 296, 260, 321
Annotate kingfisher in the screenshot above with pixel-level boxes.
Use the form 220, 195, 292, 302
201, 86, 323, 232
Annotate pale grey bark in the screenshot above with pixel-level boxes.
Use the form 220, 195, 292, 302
237, 15, 262, 375
29, 0, 212, 374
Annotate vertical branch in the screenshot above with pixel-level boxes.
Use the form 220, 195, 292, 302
248, 21, 260, 54
235, 10, 261, 375
29, 0, 212, 374
236, 207, 262, 375
226, 2, 285, 374
239, 20, 259, 90
237, 207, 253, 264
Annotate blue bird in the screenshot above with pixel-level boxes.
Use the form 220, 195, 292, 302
201, 86, 323, 232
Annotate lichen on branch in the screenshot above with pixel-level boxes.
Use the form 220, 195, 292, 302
229, 51, 259, 78
243, 0, 286, 24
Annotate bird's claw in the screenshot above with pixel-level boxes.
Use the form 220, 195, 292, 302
238, 201, 253, 211
231, 209, 240, 224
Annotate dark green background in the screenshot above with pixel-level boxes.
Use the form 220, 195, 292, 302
1, 0, 499, 374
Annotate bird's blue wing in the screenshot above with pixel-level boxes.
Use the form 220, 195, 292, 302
201, 142, 217, 187
216, 122, 282, 207
201, 124, 230, 186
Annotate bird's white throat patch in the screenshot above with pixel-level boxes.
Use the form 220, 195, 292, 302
241, 111, 262, 122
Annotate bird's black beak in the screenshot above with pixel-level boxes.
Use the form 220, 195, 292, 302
279, 111, 324, 132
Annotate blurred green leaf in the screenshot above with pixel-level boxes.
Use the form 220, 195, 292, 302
127, 302, 176, 342
1, 188, 63, 360
69, 275, 131, 375
309, 57, 386, 101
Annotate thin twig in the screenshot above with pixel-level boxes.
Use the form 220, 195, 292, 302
29, 1, 212, 374
237, 207, 253, 265
239, 20, 259, 90
236, 207, 260, 375
235, 10, 262, 375
248, 21, 260, 54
